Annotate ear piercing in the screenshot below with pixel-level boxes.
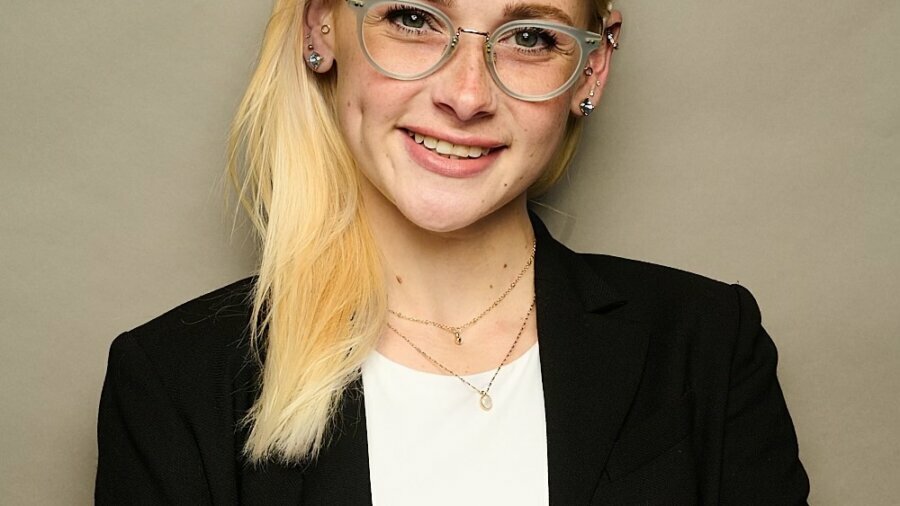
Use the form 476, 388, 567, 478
579, 67, 602, 116
305, 32, 322, 71
607, 31, 619, 50
579, 31, 619, 116
305, 24, 331, 71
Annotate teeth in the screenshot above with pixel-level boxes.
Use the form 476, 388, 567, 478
407, 130, 493, 159
435, 140, 454, 155
451, 144, 470, 157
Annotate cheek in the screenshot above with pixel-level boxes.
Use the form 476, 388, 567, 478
334, 67, 387, 163
519, 105, 570, 161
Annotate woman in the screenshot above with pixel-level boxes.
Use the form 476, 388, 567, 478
96, 0, 810, 503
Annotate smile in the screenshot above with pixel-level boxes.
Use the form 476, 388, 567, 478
405, 130, 493, 160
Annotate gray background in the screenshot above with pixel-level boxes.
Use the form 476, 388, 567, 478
1, 0, 898, 504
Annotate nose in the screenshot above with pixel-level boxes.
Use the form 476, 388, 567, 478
430, 30, 498, 122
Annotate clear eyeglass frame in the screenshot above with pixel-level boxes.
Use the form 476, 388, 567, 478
343, 0, 608, 102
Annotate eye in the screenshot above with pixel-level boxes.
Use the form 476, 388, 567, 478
505, 27, 559, 51
386, 7, 430, 30
515, 29, 540, 48
400, 10, 425, 28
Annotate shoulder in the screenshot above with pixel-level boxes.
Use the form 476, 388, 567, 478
121, 276, 254, 343
580, 252, 752, 324
587, 253, 736, 299
573, 252, 765, 367
98, 278, 258, 502
106, 277, 258, 403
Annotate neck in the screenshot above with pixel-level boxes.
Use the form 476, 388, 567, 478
362, 189, 536, 327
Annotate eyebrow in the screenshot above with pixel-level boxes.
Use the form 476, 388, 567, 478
419, 0, 578, 27
502, 3, 577, 26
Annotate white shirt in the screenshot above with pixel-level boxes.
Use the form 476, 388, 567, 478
361, 343, 549, 506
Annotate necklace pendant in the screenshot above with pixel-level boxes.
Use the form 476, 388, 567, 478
454, 330, 462, 346
479, 392, 493, 411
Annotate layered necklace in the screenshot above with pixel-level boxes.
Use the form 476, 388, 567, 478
385, 241, 537, 411
386, 299, 535, 411
388, 240, 536, 346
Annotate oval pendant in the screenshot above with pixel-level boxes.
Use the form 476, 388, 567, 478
479, 392, 493, 411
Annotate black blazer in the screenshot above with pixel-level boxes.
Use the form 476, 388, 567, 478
96, 218, 809, 505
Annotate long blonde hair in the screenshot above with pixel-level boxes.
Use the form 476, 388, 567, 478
228, 0, 613, 464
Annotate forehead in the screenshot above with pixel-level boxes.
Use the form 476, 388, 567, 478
421, 0, 592, 28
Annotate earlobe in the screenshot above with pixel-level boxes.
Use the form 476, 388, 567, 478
570, 59, 608, 117
304, 0, 337, 73
304, 23, 334, 72
574, 66, 602, 117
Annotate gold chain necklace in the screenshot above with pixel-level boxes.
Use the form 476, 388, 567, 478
386, 297, 536, 411
388, 240, 536, 345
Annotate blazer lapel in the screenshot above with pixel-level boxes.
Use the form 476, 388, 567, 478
533, 218, 651, 505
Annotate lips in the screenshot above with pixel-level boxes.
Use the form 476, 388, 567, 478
406, 130, 493, 159
401, 128, 504, 178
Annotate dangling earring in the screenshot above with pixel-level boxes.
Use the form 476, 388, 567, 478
579, 67, 601, 117
305, 24, 330, 71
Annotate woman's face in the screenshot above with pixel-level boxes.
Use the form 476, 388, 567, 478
320, 0, 604, 233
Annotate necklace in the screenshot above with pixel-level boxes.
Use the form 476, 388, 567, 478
386, 297, 536, 411
388, 239, 536, 345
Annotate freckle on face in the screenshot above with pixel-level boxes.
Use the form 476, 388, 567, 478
396, 275, 403, 284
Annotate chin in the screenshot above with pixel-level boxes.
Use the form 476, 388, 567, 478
392, 194, 489, 234
395, 187, 526, 235
360, 161, 524, 235
400, 206, 480, 234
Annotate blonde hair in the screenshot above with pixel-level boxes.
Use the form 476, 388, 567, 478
228, 0, 614, 464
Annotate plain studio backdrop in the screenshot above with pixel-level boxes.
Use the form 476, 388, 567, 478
1, 1, 898, 504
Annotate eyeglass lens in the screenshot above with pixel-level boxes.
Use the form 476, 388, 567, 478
361, 2, 582, 99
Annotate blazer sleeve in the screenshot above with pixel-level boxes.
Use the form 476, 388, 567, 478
95, 332, 212, 505
718, 285, 810, 504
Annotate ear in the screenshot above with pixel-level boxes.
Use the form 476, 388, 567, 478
304, 0, 338, 73
569, 10, 622, 116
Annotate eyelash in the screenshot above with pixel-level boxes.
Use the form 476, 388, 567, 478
383, 5, 442, 33
507, 27, 561, 53
379, 6, 567, 56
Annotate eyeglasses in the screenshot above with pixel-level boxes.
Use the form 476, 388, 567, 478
343, 0, 607, 102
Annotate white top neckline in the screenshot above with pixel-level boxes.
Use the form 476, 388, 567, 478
368, 340, 540, 380
362, 341, 549, 506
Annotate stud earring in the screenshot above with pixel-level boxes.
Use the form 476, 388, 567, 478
307, 51, 323, 70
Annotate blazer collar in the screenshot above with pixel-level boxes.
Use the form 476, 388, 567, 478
241, 214, 650, 505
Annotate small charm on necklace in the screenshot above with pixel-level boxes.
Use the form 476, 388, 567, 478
454, 330, 462, 345
479, 392, 493, 411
